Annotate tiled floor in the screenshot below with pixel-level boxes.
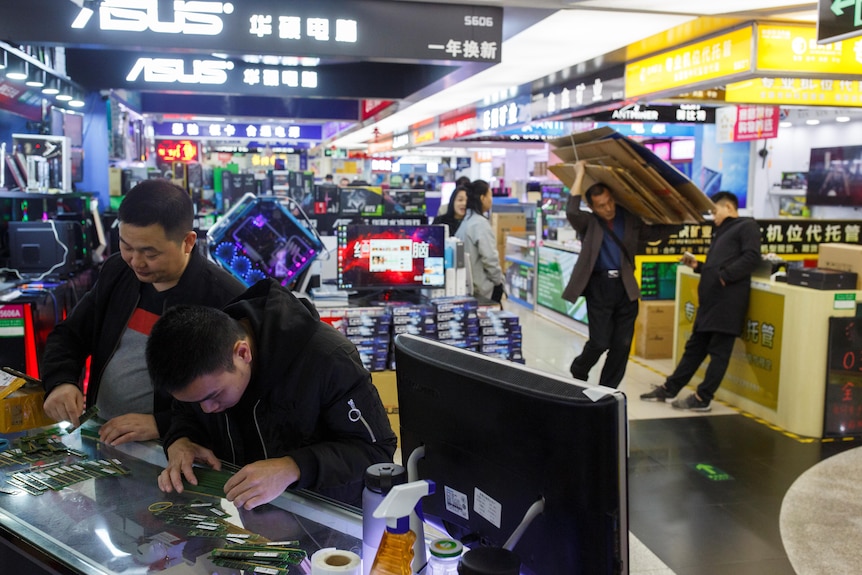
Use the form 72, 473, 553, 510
502, 301, 860, 575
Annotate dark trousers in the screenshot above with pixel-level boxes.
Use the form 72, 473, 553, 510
570, 276, 638, 389
664, 330, 736, 403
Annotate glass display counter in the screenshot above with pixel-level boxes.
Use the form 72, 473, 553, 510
0, 424, 362, 574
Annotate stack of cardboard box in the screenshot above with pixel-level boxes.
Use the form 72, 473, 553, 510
548, 127, 713, 225
634, 301, 676, 359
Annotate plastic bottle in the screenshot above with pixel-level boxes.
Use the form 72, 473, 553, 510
369, 479, 436, 575
362, 463, 407, 575
426, 538, 464, 575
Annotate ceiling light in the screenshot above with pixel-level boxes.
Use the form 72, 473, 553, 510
836, 116, 851, 123
779, 121, 792, 128
805, 119, 820, 125
56, 82, 75, 101
69, 91, 86, 108
5, 56, 27, 81
26, 68, 45, 88
41, 77, 61, 95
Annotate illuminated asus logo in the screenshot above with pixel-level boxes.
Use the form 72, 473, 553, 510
126, 58, 233, 84
72, 0, 234, 36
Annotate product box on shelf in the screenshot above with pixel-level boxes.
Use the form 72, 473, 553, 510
787, 267, 858, 290
817, 243, 862, 289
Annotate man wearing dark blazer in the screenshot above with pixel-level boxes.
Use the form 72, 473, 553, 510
563, 160, 642, 389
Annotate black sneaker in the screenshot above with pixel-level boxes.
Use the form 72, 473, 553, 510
671, 394, 712, 412
640, 385, 674, 402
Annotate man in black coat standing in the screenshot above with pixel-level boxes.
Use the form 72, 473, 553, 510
640, 191, 761, 411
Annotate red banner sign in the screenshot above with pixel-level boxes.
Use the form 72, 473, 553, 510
733, 105, 779, 141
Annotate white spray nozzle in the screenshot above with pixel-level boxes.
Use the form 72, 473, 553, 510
373, 479, 436, 530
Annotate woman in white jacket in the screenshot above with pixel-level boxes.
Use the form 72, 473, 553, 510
454, 180, 505, 302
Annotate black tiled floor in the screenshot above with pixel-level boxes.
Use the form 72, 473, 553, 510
628, 414, 859, 574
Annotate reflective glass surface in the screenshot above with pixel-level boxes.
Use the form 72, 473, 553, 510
0, 425, 362, 574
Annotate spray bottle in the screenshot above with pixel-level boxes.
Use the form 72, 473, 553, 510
368, 479, 436, 575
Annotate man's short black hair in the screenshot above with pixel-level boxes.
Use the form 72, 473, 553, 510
118, 179, 194, 243
146, 305, 246, 395
584, 183, 612, 206
711, 191, 739, 210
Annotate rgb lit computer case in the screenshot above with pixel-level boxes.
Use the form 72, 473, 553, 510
207, 194, 323, 288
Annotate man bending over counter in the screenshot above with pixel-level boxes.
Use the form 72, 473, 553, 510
146, 279, 397, 508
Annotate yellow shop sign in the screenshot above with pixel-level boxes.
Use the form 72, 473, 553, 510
625, 26, 753, 98
756, 24, 862, 76
726, 77, 862, 107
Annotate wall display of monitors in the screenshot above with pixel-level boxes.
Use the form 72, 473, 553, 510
807, 145, 862, 206
336, 224, 446, 291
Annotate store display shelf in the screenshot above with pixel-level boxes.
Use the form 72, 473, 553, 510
506, 294, 534, 310
505, 255, 535, 267
768, 188, 808, 196
542, 240, 580, 253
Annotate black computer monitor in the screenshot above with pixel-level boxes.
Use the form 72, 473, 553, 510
336, 224, 446, 291
7, 220, 78, 277
393, 334, 629, 575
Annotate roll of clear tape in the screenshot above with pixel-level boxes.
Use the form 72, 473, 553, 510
310, 547, 362, 575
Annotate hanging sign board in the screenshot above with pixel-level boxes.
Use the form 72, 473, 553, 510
756, 24, 862, 76
3, 0, 502, 63
817, 0, 862, 44
625, 26, 754, 98
726, 77, 862, 107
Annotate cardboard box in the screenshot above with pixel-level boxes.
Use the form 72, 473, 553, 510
371, 370, 400, 448
818, 243, 862, 289
491, 213, 526, 269
634, 325, 673, 359
0, 374, 54, 433
636, 301, 676, 331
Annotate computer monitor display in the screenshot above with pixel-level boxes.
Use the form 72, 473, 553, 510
208, 194, 322, 288
337, 225, 446, 291
8, 220, 77, 276
394, 334, 629, 575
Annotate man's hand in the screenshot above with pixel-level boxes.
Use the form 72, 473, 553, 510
680, 252, 698, 269
43, 384, 84, 427
99, 414, 159, 446
158, 438, 221, 494
224, 457, 300, 510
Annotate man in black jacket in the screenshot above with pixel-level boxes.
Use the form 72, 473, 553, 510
41, 180, 245, 444
640, 191, 761, 411
146, 279, 397, 508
